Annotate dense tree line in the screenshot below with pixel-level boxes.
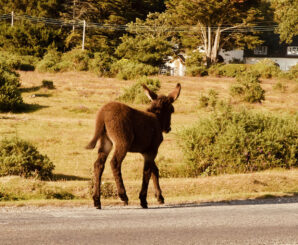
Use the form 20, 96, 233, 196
0, 0, 296, 67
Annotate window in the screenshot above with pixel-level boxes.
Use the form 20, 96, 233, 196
287, 46, 298, 56
253, 46, 268, 55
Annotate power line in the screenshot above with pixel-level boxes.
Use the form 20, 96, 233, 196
0, 13, 278, 33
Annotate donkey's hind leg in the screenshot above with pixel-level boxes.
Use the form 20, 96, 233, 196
93, 136, 112, 209
110, 147, 129, 205
139, 153, 161, 208
151, 162, 164, 204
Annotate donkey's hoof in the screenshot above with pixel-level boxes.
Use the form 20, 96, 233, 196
119, 193, 129, 203
158, 195, 164, 204
141, 202, 148, 209
155, 193, 164, 204
93, 197, 101, 209
140, 197, 148, 208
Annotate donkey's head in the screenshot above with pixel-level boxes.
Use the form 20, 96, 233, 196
143, 83, 181, 133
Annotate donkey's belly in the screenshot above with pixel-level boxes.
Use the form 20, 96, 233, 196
128, 141, 152, 153
128, 131, 162, 154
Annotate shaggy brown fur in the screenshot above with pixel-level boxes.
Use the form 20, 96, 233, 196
86, 83, 181, 209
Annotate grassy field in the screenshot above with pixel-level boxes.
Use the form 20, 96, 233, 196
1, 71, 297, 206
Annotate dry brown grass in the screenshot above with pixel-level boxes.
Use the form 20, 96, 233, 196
0, 71, 297, 206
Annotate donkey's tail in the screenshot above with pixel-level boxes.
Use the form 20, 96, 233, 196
85, 113, 105, 150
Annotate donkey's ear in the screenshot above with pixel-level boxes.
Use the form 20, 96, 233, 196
142, 84, 158, 101
168, 83, 181, 102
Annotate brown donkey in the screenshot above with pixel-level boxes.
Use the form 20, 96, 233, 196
86, 83, 181, 209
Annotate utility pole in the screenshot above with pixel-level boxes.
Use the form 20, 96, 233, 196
82, 20, 86, 50
11, 11, 14, 26
72, 0, 76, 31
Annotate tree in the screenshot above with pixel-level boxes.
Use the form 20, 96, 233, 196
0, 0, 64, 18
166, 0, 263, 66
272, 0, 298, 43
60, 0, 167, 52
115, 12, 175, 67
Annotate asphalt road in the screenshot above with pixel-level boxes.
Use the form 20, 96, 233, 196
1, 200, 298, 245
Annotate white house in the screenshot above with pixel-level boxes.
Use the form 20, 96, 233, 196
243, 34, 298, 71
163, 55, 186, 76
161, 34, 298, 76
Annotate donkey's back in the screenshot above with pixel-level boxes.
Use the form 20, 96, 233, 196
86, 101, 162, 153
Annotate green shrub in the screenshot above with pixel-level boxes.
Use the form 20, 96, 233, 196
45, 190, 75, 200
118, 76, 161, 104
60, 49, 91, 71
89, 52, 116, 77
185, 50, 207, 76
219, 64, 248, 77
230, 72, 265, 103
251, 59, 281, 78
288, 63, 298, 81
273, 81, 287, 93
37, 48, 92, 73
101, 182, 118, 198
208, 64, 249, 78
186, 66, 208, 77
178, 108, 298, 176
0, 138, 55, 180
36, 49, 62, 72
0, 64, 24, 112
0, 52, 38, 71
280, 63, 298, 81
198, 89, 218, 108
208, 64, 223, 76
41, 80, 55, 89
111, 59, 159, 80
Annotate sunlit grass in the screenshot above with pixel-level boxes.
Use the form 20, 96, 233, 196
0, 71, 297, 206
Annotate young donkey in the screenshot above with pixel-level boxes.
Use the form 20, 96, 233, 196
86, 83, 181, 209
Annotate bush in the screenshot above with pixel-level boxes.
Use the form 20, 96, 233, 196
219, 64, 248, 77
41, 80, 55, 89
280, 63, 298, 81
273, 81, 287, 93
36, 49, 62, 72
288, 63, 298, 81
230, 72, 265, 103
208, 64, 249, 78
0, 138, 55, 180
185, 50, 207, 77
208, 64, 223, 76
59, 49, 91, 71
251, 59, 281, 78
117, 76, 161, 104
0, 52, 38, 71
198, 89, 218, 108
89, 52, 116, 77
178, 108, 298, 176
111, 59, 159, 80
186, 66, 208, 77
0, 64, 24, 112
